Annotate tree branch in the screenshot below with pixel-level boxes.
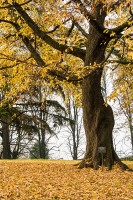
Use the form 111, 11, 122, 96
0, 0, 32, 9
45, 25, 60, 34
108, 0, 130, 13
110, 60, 133, 65
0, 19, 46, 67
13, 2, 85, 60
50, 38, 120, 82
111, 17, 133, 35
71, 0, 105, 34
21, 37, 46, 67
0, 19, 83, 81
74, 21, 89, 37
72, 0, 133, 38
0, 56, 32, 71
106, 0, 133, 35
66, 21, 75, 37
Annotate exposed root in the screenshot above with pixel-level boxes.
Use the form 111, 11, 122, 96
78, 159, 86, 169
112, 149, 132, 171
116, 161, 129, 170
73, 148, 132, 171
73, 161, 82, 167
74, 157, 133, 171
73, 159, 93, 169
85, 161, 93, 168
75, 159, 93, 169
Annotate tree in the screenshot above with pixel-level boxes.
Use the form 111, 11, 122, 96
0, 103, 14, 159
25, 86, 68, 159
0, 0, 132, 169
0, 102, 38, 159
65, 94, 85, 160
106, 36, 133, 153
102, 67, 133, 158
30, 141, 49, 159
110, 63, 133, 151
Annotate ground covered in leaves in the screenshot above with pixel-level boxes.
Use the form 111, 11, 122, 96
0, 160, 133, 200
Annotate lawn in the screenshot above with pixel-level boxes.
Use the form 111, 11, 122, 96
0, 160, 133, 200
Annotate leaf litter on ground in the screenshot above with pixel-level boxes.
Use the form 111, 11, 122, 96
0, 160, 133, 200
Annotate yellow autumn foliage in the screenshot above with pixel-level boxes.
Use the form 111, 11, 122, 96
0, 160, 133, 200
0, 0, 132, 108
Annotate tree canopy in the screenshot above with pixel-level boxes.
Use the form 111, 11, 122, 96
0, 0, 132, 102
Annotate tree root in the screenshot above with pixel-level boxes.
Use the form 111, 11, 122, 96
74, 158, 133, 171
113, 150, 133, 171
74, 159, 93, 169
73, 148, 132, 171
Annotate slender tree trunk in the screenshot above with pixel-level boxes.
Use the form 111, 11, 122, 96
41, 131, 46, 159
67, 98, 80, 160
79, 3, 129, 170
2, 122, 11, 159
127, 109, 133, 150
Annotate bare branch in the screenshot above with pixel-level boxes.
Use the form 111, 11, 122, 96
66, 21, 75, 37
0, 120, 9, 125
45, 25, 60, 34
74, 21, 89, 38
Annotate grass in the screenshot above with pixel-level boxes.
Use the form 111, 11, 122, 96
0, 160, 133, 200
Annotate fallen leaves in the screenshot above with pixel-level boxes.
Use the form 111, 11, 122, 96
0, 160, 132, 200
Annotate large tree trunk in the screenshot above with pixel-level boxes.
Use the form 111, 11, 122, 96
79, 2, 129, 170
82, 72, 118, 170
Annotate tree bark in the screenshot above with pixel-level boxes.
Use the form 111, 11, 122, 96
79, 2, 129, 170
128, 112, 133, 150
2, 122, 11, 159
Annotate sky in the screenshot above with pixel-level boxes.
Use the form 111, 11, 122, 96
48, 106, 132, 160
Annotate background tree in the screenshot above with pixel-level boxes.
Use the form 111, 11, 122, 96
0, 82, 68, 159
30, 141, 49, 159
65, 93, 85, 160
101, 66, 133, 158
106, 35, 133, 153
110, 64, 133, 152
